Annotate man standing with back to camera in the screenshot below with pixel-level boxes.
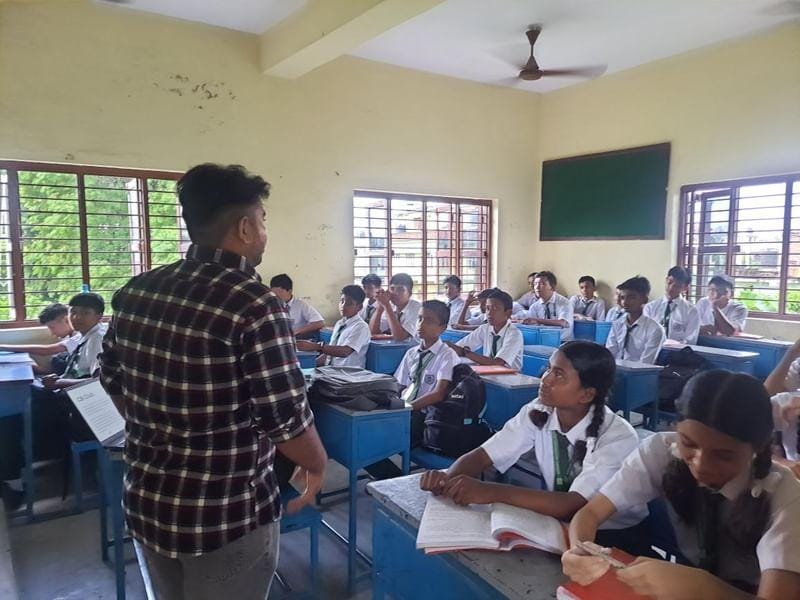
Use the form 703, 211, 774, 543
100, 163, 327, 599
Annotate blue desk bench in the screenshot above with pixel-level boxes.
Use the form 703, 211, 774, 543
479, 373, 540, 432
521, 345, 558, 378
573, 320, 612, 345
610, 360, 663, 427
515, 325, 562, 348
440, 329, 470, 344
697, 335, 791, 379
366, 339, 417, 374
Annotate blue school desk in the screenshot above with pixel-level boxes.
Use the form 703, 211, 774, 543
521, 345, 558, 378
573, 320, 612, 345
658, 344, 758, 375
319, 327, 333, 344
697, 335, 791, 379
296, 350, 317, 369
0, 361, 34, 521
479, 373, 540, 431
515, 325, 563, 347
610, 360, 663, 427
366, 339, 417, 374
440, 329, 470, 344
310, 399, 411, 592
368, 474, 563, 600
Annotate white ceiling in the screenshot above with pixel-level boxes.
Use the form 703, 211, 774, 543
96, 0, 799, 93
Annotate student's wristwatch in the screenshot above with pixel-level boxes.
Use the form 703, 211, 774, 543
461, 346, 471, 357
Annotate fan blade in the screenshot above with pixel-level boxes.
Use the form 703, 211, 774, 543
540, 65, 607, 79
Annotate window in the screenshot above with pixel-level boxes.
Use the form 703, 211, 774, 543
678, 173, 800, 319
353, 191, 492, 300
0, 161, 186, 327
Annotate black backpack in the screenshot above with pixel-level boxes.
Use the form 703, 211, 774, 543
422, 364, 491, 458
657, 347, 709, 412
309, 366, 403, 411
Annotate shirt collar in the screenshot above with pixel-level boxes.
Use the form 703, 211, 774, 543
714, 466, 752, 501
545, 406, 597, 446
419, 339, 444, 354
338, 314, 361, 327
491, 320, 511, 337
82, 323, 103, 340
186, 244, 258, 280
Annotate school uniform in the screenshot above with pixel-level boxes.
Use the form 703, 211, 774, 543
644, 296, 700, 345
64, 322, 107, 378
456, 320, 524, 372
771, 392, 800, 461
286, 297, 324, 330
359, 299, 379, 324
601, 432, 800, 589
326, 314, 371, 368
516, 290, 537, 310
604, 305, 625, 322
395, 339, 459, 405
527, 292, 574, 341
466, 311, 487, 326
605, 314, 665, 365
511, 301, 527, 319
444, 296, 466, 327
569, 295, 607, 321
482, 400, 647, 530
378, 299, 422, 338
783, 358, 800, 392
696, 297, 748, 332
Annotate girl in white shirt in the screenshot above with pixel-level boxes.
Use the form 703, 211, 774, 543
764, 339, 800, 478
420, 340, 648, 553
563, 370, 800, 599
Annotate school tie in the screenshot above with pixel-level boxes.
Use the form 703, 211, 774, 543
551, 431, 573, 492
545, 302, 552, 319
662, 300, 673, 332
396, 310, 404, 323
490, 334, 501, 358
696, 488, 723, 575
365, 304, 375, 322
326, 320, 347, 365
402, 350, 432, 403
622, 323, 638, 360
62, 338, 88, 379
581, 300, 593, 316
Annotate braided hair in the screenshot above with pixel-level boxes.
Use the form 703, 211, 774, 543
529, 340, 616, 467
662, 370, 774, 555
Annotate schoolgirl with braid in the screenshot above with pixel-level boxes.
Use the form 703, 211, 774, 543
563, 370, 800, 600
420, 340, 649, 553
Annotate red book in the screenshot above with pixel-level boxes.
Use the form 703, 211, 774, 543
470, 365, 518, 375
556, 548, 649, 600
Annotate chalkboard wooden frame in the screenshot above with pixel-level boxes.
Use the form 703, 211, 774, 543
539, 142, 671, 241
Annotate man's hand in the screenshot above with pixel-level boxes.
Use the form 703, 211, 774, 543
285, 467, 324, 514
419, 470, 450, 495
41, 374, 61, 390
375, 289, 392, 309
296, 340, 319, 352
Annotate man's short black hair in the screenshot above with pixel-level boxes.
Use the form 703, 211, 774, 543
527, 271, 538, 279
442, 275, 462, 289
342, 285, 366, 305
422, 300, 450, 327
38, 303, 68, 325
477, 287, 498, 300
618, 276, 651, 297
667, 266, 691, 286
178, 164, 270, 244
535, 270, 557, 288
390, 273, 413, 292
361, 274, 382, 287
69, 292, 105, 315
578, 275, 596, 287
709, 274, 734, 293
270, 273, 293, 291
487, 289, 513, 311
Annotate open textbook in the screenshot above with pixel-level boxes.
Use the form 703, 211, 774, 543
65, 378, 125, 448
416, 495, 568, 555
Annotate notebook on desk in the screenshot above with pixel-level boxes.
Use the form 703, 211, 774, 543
65, 378, 125, 448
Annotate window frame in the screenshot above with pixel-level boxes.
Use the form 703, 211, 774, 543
678, 172, 800, 321
0, 159, 183, 328
352, 190, 493, 301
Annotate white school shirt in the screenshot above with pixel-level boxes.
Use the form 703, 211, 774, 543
516, 290, 537, 310
643, 296, 700, 345
569, 295, 607, 321
60, 331, 82, 354
481, 400, 647, 530
379, 299, 422, 338
511, 302, 528, 319
601, 432, 800, 587
604, 305, 625, 322
783, 357, 800, 392
394, 339, 458, 400
286, 297, 324, 330
605, 314, 665, 365
695, 297, 748, 332
466, 310, 487, 326
771, 392, 800, 461
359, 299, 379, 324
456, 320, 524, 371
444, 296, 466, 327
67, 322, 107, 378
327, 314, 371, 368
527, 292, 574, 341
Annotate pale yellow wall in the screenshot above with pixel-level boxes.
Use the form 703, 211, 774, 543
0, 0, 540, 342
536, 22, 800, 339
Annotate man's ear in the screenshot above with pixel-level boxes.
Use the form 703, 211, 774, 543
236, 214, 254, 244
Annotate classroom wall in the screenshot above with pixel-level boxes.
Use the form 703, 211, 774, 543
0, 0, 540, 341
535, 22, 800, 339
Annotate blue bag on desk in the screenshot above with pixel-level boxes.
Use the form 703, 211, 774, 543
309, 366, 403, 411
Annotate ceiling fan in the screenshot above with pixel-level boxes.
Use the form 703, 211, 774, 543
514, 25, 606, 82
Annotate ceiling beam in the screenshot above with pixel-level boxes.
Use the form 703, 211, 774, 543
259, 0, 445, 79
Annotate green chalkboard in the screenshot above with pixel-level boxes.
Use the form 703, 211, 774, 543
540, 143, 670, 240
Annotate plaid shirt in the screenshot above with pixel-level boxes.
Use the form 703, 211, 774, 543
99, 244, 313, 557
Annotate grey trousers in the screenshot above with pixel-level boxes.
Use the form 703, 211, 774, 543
139, 522, 280, 600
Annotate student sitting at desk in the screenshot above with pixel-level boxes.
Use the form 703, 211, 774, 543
0, 303, 81, 375
523, 270, 574, 341
697, 275, 748, 336
763, 341, 800, 478
605, 276, 665, 365
604, 286, 625, 322
270, 273, 325, 339
358, 273, 381, 323
644, 266, 700, 345
515, 271, 539, 310
569, 275, 606, 321
446, 289, 524, 372
453, 287, 492, 330
420, 341, 648, 553
297, 285, 371, 368
563, 370, 800, 600
442, 275, 465, 327
369, 272, 422, 341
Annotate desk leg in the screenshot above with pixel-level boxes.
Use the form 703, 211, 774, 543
348, 467, 358, 593
23, 389, 33, 521
401, 450, 410, 476
112, 460, 126, 600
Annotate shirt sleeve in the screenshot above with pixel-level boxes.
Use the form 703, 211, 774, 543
240, 297, 313, 444
784, 358, 800, 391
394, 347, 413, 386
593, 299, 606, 321
457, 327, 483, 350
642, 300, 658, 321
400, 302, 421, 337
683, 306, 700, 345
755, 483, 800, 575
481, 401, 539, 473
495, 327, 524, 371
606, 322, 621, 358
640, 322, 665, 365
303, 301, 324, 324
435, 349, 456, 383
339, 321, 371, 354
569, 296, 580, 314
556, 298, 573, 329
599, 433, 671, 513
83, 330, 106, 377
729, 303, 748, 331
62, 333, 82, 354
